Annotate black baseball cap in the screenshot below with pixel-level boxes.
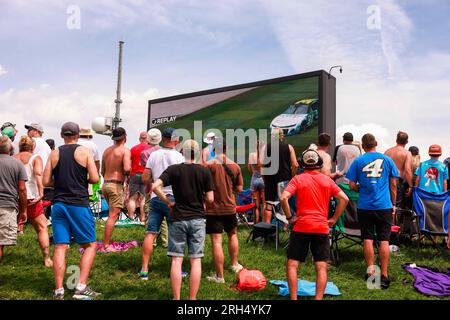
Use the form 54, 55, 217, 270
343, 132, 354, 142
112, 127, 127, 141
61, 122, 80, 136
300, 149, 323, 170
409, 146, 419, 156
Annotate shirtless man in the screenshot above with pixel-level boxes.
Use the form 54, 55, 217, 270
317, 133, 343, 180
101, 127, 131, 252
384, 131, 413, 209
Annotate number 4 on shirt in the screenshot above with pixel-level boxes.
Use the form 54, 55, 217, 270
362, 159, 384, 178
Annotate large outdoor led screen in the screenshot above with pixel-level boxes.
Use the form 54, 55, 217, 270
148, 71, 336, 183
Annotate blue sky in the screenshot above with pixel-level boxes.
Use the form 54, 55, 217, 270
0, 0, 449, 158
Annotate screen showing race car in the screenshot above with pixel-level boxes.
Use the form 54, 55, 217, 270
148, 71, 334, 184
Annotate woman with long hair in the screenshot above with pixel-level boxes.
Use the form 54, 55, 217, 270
248, 140, 265, 223
14, 136, 52, 267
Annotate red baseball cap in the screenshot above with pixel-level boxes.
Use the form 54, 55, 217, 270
428, 144, 442, 156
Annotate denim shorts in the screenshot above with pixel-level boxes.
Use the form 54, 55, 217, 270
146, 196, 174, 234
168, 218, 206, 258
250, 173, 265, 192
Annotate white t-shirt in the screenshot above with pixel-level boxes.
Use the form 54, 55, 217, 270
335, 144, 361, 184
146, 147, 184, 198
78, 138, 100, 161
33, 137, 52, 168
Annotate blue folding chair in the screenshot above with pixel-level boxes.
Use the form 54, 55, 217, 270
412, 187, 449, 255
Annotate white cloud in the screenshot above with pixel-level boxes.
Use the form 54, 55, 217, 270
262, 0, 450, 159
0, 85, 162, 152
337, 123, 390, 150
0, 64, 7, 76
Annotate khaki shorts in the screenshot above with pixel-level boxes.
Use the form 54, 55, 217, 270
0, 207, 18, 246
102, 182, 124, 209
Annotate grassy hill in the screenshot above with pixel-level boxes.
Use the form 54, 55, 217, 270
1, 222, 448, 300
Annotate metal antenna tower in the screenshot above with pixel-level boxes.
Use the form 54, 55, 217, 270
113, 40, 124, 129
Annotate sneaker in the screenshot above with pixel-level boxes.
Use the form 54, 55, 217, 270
381, 275, 391, 289
207, 274, 225, 284
231, 263, 244, 273
138, 270, 149, 281
73, 286, 102, 300
53, 292, 64, 300
181, 271, 189, 278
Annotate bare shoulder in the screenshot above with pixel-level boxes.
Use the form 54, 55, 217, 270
74, 146, 91, 162
48, 148, 60, 167
384, 146, 394, 155
103, 145, 114, 156
50, 148, 59, 160
76, 145, 89, 154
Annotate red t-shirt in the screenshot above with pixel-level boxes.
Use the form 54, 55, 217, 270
285, 171, 341, 234
130, 143, 151, 176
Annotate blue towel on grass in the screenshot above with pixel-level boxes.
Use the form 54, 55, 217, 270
270, 280, 341, 297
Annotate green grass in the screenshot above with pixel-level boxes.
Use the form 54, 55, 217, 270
0, 221, 448, 300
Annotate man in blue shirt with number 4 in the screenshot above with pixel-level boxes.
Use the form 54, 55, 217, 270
347, 133, 399, 290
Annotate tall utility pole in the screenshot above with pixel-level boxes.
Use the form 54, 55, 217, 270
113, 40, 124, 130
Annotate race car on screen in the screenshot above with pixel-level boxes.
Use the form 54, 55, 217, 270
270, 98, 319, 136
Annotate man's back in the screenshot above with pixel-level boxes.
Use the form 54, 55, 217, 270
146, 147, 184, 197
384, 146, 412, 181
317, 149, 332, 175
264, 141, 292, 182
52, 144, 90, 206
285, 171, 341, 234
159, 163, 214, 221
130, 142, 150, 176
140, 145, 160, 167
416, 159, 448, 193
334, 144, 361, 184
78, 138, 100, 162
33, 137, 51, 167
347, 152, 399, 210
205, 158, 243, 215
103, 144, 129, 181
0, 154, 27, 209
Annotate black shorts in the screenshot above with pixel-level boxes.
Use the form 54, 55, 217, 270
287, 232, 330, 263
357, 209, 393, 241
263, 179, 278, 202
206, 214, 238, 234
396, 178, 409, 209
129, 173, 146, 196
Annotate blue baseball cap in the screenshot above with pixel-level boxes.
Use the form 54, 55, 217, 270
162, 127, 176, 139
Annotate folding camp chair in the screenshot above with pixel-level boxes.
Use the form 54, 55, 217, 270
236, 189, 255, 228
412, 187, 449, 256
394, 207, 420, 245
330, 184, 363, 264
246, 201, 290, 250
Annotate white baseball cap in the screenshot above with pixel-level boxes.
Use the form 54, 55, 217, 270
203, 132, 216, 144
147, 128, 162, 145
